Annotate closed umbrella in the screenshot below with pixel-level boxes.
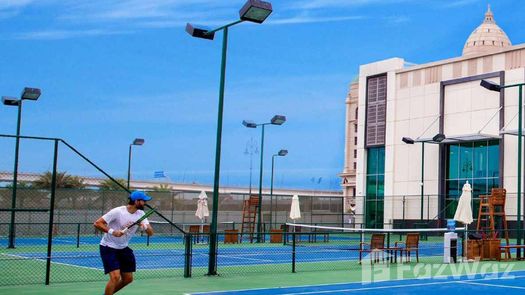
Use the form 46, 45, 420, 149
454, 181, 473, 224
195, 191, 209, 221
289, 195, 301, 221
195, 191, 209, 243
454, 181, 473, 261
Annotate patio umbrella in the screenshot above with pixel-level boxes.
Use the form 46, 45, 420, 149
195, 191, 209, 221
454, 181, 473, 224
289, 195, 301, 221
454, 181, 473, 261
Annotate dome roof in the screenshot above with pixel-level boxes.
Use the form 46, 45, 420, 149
463, 5, 511, 56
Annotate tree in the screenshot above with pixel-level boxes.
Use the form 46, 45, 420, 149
153, 183, 173, 192
99, 178, 128, 191
33, 171, 86, 189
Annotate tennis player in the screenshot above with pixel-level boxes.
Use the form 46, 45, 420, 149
94, 191, 154, 295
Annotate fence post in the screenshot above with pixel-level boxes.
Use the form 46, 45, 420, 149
45, 139, 59, 285
76, 223, 81, 248
292, 231, 296, 273
184, 234, 192, 278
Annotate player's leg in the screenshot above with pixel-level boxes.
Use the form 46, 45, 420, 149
113, 247, 136, 293
105, 269, 122, 295
113, 272, 134, 293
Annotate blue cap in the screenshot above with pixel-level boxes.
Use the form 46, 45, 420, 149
130, 191, 152, 201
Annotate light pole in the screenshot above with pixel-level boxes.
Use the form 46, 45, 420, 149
127, 138, 145, 190
244, 138, 258, 195
480, 79, 524, 257
270, 149, 287, 229
402, 133, 445, 221
243, 115, 286, 242
186, 0, 273, 276
3, 87, 41, 249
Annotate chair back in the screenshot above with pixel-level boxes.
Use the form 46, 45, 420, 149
489, 188, 506, 206
370, 234, 385, 249
405, 233, 419, 248
202, 225, 210, 233
188, 225, 200, 234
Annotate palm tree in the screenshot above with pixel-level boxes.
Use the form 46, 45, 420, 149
153, 183, 173, 192
99, 178, 127, 191
33, 171, 86, 189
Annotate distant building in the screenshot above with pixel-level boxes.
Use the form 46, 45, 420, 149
340, 79, 359, 212
343, 6, 524, 228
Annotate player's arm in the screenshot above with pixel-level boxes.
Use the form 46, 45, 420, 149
94, 217, 124, 237
142, 222, 154, 236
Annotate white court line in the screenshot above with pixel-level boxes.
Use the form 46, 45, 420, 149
190, 271, 525, 295
458, 281, 525, 290
0, 252, 101, 271
277, 281, 458, 295
217, 254, 274, 262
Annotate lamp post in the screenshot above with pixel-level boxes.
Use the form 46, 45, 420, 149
127, 138, 145, 190
480, 79, 524, 257
243, 115, 286, 242
402, 133, 445, 221
244, 138, 258, 195
270, 149, 287, 229
186, 0, 273, 276
3, 87, 41, 249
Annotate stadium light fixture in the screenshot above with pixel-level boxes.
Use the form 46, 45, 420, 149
128, 138, 145, 189
243, 115, 286, 241
4, 87, 41, 248
270, 149, 288, 228
186, 0, 273, 276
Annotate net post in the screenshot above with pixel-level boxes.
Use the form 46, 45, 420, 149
184, 233, 192, 278
292, 231, 296, 273
147, 234, 150, 246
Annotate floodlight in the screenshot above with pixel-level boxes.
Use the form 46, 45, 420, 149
402, 137, 415, 144
432, 133, 446, 143
2, 96, 20, 106
132, 138, 145, 145
239, 0, 273, 24
480, 80, 501, 92
270, 115, 286, 125
242, 120, 257, 128
21, 87, 41, 100
185, 23, 215, 40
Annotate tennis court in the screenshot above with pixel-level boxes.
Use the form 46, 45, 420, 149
191, 271, 525, 295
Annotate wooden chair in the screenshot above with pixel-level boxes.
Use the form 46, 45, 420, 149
359, 233, 385, 264
201, 225, 210, 244
395, 233, 420, 263
188, 225, 200, 244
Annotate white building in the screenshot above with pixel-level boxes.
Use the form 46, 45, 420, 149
343, 6, 524, 228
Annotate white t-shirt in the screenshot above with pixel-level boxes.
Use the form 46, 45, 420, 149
100, 206, 150, 249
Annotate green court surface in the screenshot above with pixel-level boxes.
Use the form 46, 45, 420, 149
3, 260, 525, 295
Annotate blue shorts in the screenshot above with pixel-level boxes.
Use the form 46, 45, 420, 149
99, 245, 136, 274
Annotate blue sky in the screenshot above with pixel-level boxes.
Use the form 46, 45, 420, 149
0, 0, 523, 190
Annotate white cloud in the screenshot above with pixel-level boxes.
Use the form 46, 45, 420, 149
269, 15, 365, 25
14, 29, 133, 40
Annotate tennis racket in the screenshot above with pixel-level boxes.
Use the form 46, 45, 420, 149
121, 208, 156, 233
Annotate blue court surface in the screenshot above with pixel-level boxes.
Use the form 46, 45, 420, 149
190, 271, 525, 295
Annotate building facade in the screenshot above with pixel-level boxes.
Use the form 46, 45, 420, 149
340, 79, 359, 212
343, 6, 525, 228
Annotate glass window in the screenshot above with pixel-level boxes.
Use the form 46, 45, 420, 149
459, 143, 473, 179
366, 147, 385, 228
445, 140, 500, 219
447, 145, 459, 179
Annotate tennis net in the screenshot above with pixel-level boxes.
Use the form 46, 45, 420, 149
283, 223, 465, 271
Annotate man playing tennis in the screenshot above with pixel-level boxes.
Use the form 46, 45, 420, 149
94, 191, 154, 295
